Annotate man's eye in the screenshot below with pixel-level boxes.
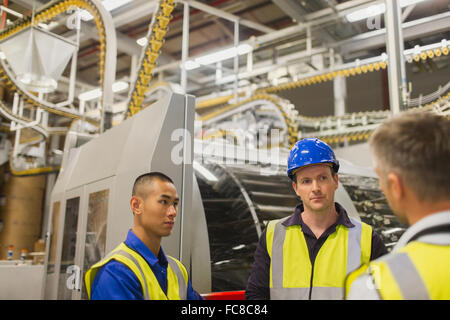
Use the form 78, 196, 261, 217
161, 200, 167, 204
302, 179, 311, 184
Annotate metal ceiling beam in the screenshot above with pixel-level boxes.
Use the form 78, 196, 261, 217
385, 0, 406, 115
195, 46, 329, 86
336, 11, 450, 56
303, 0, 375, 21
248, 0, 376, 48
180, 0, 275, 34
77, 22, 143, 56
9, 0, 46, 10
153, 9, 450, 77
271, 0, 336, 43
271, 0, 309, 23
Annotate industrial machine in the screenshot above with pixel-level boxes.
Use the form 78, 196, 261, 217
43, 92, 196, 299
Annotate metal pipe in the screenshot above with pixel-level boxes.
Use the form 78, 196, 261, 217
56, 11, 81, 108
181, 2, 189, 92
130, 54, 138, 89
233, 20, 239, 101
385, 0, 407, 114
0, 100, 48, 139
332, 51, 347, 117
1, 0, 8, 29
0, 4, 22, 18
306, 26, 312, 54
0, 59, 98, 123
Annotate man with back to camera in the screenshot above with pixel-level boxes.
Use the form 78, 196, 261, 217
345, 113, 450, 300
85, 172, 203, 300
245, 138, 387, 300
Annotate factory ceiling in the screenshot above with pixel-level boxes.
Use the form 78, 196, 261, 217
2, 0, 450, 108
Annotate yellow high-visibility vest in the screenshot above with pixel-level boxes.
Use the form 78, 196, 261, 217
346, 241, 450, 300
266, 216, 372, 299
84, 242, 188, 300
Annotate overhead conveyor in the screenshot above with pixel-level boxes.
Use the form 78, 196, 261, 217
0, 0, 119, 175
195, 38, 450, 148
0, 0, 175, 175
0, 0, 117, 126
198, 93, 299, 148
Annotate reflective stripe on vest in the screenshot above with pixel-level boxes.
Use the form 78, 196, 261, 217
267, 216, 372, 300
84, 242, 188, 300
380, 253, 429, 299
167, 256, 188, 300
366, 238, 450, 300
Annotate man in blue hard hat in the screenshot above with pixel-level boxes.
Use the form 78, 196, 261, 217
245, 138, 387, 300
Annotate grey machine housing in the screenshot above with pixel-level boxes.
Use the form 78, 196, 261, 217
42, 92, 211, 299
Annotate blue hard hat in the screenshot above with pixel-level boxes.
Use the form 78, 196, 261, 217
287, 138, 339, 180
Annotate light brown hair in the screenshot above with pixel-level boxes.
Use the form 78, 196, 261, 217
369, 112, 450, 202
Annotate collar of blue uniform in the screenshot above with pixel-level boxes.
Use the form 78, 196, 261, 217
282, 202, 355, 229
125, 229, 169, 268
393, 210, 450, 250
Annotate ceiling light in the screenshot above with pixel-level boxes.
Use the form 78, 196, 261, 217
196, 47, 237, 65
185, 43, 253, 70
112, 80, 129, 93
78, 88, 102, 101
102, 0, 133, 11
78, 80, 129, 101
237, 43, 252, 55
136, 37, 147, 46
184, 60, 201, 70
346, 3, 385, 22
345, 0, 427, 22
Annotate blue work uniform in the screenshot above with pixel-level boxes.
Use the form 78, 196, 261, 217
91, 229, 203, 300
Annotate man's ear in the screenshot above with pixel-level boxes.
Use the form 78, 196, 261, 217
292, 180, 300, 198
333, 172, 339, 189
387, 172, 404, 201
130, 196, 143, 215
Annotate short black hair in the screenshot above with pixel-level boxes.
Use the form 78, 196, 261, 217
132, 172, 174, 197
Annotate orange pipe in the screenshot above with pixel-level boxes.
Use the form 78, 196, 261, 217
1, 0, 8, 30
